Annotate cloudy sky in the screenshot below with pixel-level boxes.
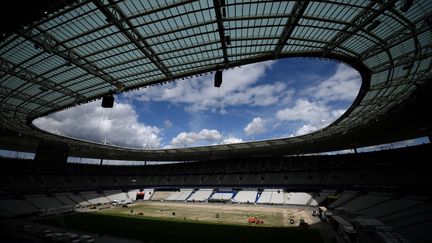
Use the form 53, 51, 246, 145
34, 58, 363, 149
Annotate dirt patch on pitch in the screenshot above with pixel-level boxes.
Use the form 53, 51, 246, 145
98, 201, 319, 227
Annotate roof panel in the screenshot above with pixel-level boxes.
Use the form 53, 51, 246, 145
0, 0, 430, 157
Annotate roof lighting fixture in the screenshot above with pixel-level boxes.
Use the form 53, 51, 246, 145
366, 20, 381, 31
225, 35, 231, 46
400, 0, 413, 12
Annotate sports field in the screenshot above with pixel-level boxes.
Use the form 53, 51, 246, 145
39, 202, 324, 243
97, 201, 318, 227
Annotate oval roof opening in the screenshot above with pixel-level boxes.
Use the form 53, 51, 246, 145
33, 58, 361, 149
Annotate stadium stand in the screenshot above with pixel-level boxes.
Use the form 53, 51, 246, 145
187, 189, 213, 202
0, 145, 430, 190
270, 190, 285, 204
284, 192, 312, 206
55, 193, 77, 206
25, 194, 63, 209
0, 144, 431, 242
210, 192, 234, 201
151, 191, 176, 201
384, 207, 432, 230
166, 189, 193, 201
351, 217, 410, 243
0, 199, 39, 215
256, 191, 271, 204
397, 221, 432, 243
309, 190, 336, 206
257, 189, 284, 204
232, 190, 257, 204
380, 204, 432, 226
328, 191, 359, 209
341, 192, 393, 212
81, 191, 110, 205
360, 197, 422, 219
104, 190, 129, 202
143, 189, 154, 200
374, 231, 410, 243
67, 194, 90, 207
127, 189, 140, 199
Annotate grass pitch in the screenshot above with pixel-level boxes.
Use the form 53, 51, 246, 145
39, 201, 324, 243
99, 201, 317, 227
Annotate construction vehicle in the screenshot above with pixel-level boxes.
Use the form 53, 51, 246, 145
248, 216, 264, 224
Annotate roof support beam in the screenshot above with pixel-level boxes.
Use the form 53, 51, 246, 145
213, 0, 229, 67
0, 57, 84, 103
0, 104, 31, 114
18, 28, 123, 90
0, 85, 57, 109
92, 0, 173, 80
324, 0, 397, 53
52, 0, 199, 48
371, 46, 432, 73
369, 70, 430, 91
361, 18, 428, 60
274, 1, 309, 58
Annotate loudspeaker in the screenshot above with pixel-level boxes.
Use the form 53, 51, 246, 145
101, 94, 114, 108
225, 35, 231, 46
214, 70, 222, 87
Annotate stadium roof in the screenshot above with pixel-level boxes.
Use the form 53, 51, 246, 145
0, 0, 431, 161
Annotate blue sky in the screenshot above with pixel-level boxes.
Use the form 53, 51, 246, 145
34, 58, 362, 149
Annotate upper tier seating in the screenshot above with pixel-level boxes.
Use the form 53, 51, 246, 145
1, 144, 431, 191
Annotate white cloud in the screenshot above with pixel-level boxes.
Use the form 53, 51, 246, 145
304, 64, 361, 103
170, 129, 221, 146
276, 99, 332, 125
221, 137, 243, 144
32, 60, 361, 149
244, 117, 267, 136
33, 101, 161, 148
276, 99, 348, 137
275, 63, 361, 138
292, 124, 319, 136
163, 120, 173, 129
128, 61, 291, 112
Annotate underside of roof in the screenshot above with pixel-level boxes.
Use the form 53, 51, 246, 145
0, 0, 431, 161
